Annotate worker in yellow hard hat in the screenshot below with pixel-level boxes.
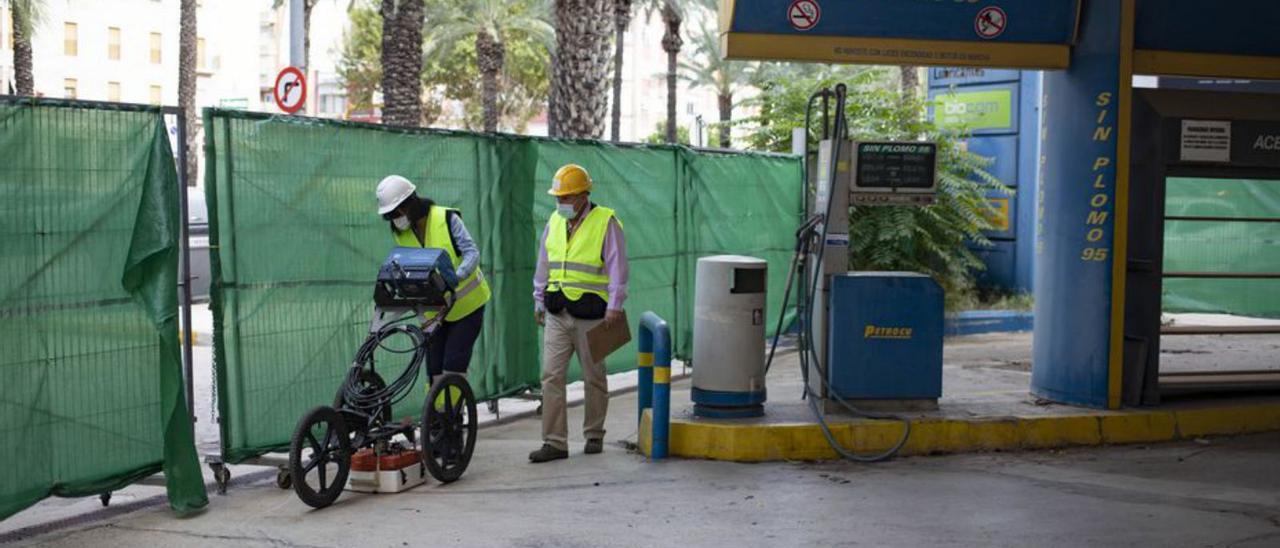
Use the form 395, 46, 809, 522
529, 164, 629, 463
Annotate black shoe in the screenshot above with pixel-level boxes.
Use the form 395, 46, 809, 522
584, 439, 604, 454
529, 444, 569, 463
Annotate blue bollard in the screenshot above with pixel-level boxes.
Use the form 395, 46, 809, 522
637, 328, 653, 427
638, 311, 671, 459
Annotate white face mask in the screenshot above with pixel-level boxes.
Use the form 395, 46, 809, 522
391, 215, 411, 231
556, 203, 578, 220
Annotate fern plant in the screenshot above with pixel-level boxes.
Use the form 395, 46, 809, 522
741, 64, 1009, 305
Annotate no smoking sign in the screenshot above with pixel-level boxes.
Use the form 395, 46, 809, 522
789, 0, 821, 32
975, 6, 1007, 39
273, 66, 307, 114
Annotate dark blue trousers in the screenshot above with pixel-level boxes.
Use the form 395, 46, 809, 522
427, 305, 485, 377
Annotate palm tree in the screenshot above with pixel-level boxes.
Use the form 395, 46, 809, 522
424, 0, 553, 132
380, 0, 424, 126
647, 0, 718, 143
679, 23, 751, 148
659, 1, 683, 143
550, 0, 612, 139
7, 0, 42, 96
900, 66, 920, 99
179, 0, 198, 185
607, 0, 632, 142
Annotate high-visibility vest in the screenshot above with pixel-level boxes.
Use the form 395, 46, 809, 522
545, 205, 621, 303
393, 205, 491, 321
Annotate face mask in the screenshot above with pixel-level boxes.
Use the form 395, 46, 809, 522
391, 215, 411, 231
556, 202, 578, 220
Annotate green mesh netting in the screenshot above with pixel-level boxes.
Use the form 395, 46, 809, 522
0, 99, 207, 520
679, 149, 804, 356
203, 110, 802, 463
1164, 177, 1280, 317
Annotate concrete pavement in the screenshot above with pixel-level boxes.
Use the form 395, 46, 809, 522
5, 320, 1280, 546
7, 426, 1279, 546
4, 365, 1280, 547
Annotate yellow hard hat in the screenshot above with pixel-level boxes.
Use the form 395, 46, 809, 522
548, 164, 592, 196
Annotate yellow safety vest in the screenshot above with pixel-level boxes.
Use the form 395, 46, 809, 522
545, 205, 621, 303
393, 205, 491, 321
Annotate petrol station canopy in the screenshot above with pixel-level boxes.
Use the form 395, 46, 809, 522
720, 0, 1280, 79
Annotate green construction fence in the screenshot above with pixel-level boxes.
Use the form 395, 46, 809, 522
203, 109, 803, 464
0, 99, 207, 520
1164, 177, 1280, 318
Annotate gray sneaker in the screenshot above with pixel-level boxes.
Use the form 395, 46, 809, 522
528, 444, 569, 463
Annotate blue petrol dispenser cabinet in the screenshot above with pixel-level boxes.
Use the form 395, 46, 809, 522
824, 273, 943, 407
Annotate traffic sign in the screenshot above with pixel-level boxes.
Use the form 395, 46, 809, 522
788, 0, 821, 32
273, 66, 307, 114
975, 6, 1008, 39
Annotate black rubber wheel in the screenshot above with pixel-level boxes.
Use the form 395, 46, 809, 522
289, 406, 351, 509
275, 468, 293, 490
335, 369, 392, 424
421, 376, 477, 483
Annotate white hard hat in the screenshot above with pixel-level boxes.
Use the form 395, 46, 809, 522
376, 175, 416, 215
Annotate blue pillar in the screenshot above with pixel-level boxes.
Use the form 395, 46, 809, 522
1032, 0, 1134, 408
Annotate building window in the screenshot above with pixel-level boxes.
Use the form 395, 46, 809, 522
197, 38, 206, 69
108, 27, 121, 60
64, 78, 77, 99
5, 10, 16, 49
150, 32, 162, 64
64, 22, 78, 56
150, 85, 162, 105
320, 94, 347, 116
107, 82, 121, 102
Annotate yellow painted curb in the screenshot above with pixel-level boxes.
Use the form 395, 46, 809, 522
637, 402, 1280, 461
1100, 411, 1176, 444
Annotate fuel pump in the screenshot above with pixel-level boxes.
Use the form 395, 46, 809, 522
765, 84, 943, 462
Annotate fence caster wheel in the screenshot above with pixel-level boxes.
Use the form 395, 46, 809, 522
99, 493, 111, 507
276, 468, 293, 490
212, 464, 231, 495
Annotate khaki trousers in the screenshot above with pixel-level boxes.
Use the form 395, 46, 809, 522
541, 311, 608, 451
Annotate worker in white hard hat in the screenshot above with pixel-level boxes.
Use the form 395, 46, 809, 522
529, 164, 629, 463
376, 175, 491, 384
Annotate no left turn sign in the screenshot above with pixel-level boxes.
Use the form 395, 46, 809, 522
274, 66, 307, 114
975, 6, 1007, 39
789, 0, 821, 32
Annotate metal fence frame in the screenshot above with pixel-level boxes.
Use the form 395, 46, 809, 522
0, 95, 201, 510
